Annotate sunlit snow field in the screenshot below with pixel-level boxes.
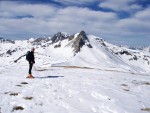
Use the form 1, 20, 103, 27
0, 63, 150, 113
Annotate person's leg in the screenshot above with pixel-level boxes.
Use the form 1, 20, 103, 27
27, 63, 34, 78
29, 63, 33, 74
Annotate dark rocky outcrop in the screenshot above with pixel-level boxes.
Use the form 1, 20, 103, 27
51, 32, 69, 43
70, 31, 92, 53
114, 49, 140, 61
115, 50, 132, 56
6, 49, 17, 55
31, 37, 51, 45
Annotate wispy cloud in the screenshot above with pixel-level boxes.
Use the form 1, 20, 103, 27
99, 0, 143, 12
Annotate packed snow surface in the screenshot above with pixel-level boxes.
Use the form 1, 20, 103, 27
0, 64, 150, 113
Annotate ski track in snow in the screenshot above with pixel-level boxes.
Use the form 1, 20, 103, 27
0, 66, 150, 113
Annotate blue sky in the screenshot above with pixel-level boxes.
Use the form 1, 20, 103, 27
0, 0, 150, 46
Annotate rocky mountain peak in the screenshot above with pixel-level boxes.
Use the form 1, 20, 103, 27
70, 31, 92, 53
51, 32, 69, 43
78, 31, 88, 40
31, 37, 51, 45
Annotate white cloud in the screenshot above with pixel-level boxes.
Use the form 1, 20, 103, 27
57, 7, 117, 21
45, 6, 119, 35
0, 1, 150, 46
117, 18, 150, 34
0, 2, 118, 37
0, 1, 58, 18
116, 6, 150, 34
134, 7, 150, 21
99, 0, 142, 12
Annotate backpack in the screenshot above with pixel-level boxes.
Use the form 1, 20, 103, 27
26, 51, 30, 61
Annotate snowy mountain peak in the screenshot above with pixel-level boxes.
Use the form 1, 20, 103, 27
67, 31, 92, 53
51, 32, 70, 43
51, 31, 93, 53
77, 31, 92, 48
28, 38, 35, 42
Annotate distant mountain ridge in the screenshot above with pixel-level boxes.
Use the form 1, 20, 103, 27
0, 31, 150, 74
0, 37, 15, 44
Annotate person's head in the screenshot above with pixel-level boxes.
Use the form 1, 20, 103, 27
31, 47, 35, 52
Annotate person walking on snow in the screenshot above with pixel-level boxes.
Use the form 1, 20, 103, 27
26, 47, 35, 78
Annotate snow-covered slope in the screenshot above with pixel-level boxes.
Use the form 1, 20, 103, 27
0, 66, 150, 113
105, 42, 150, 73
0, 31, 150, 74
0, 32, 150, 113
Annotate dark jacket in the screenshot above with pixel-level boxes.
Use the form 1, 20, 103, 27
28, 51, 35, 63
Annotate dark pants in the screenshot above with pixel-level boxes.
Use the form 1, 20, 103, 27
29, 63, 33, 74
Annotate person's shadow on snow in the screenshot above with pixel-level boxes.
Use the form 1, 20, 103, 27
36, 76, 64, 79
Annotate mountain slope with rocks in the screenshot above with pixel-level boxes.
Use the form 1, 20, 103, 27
0, 31, 150, 74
